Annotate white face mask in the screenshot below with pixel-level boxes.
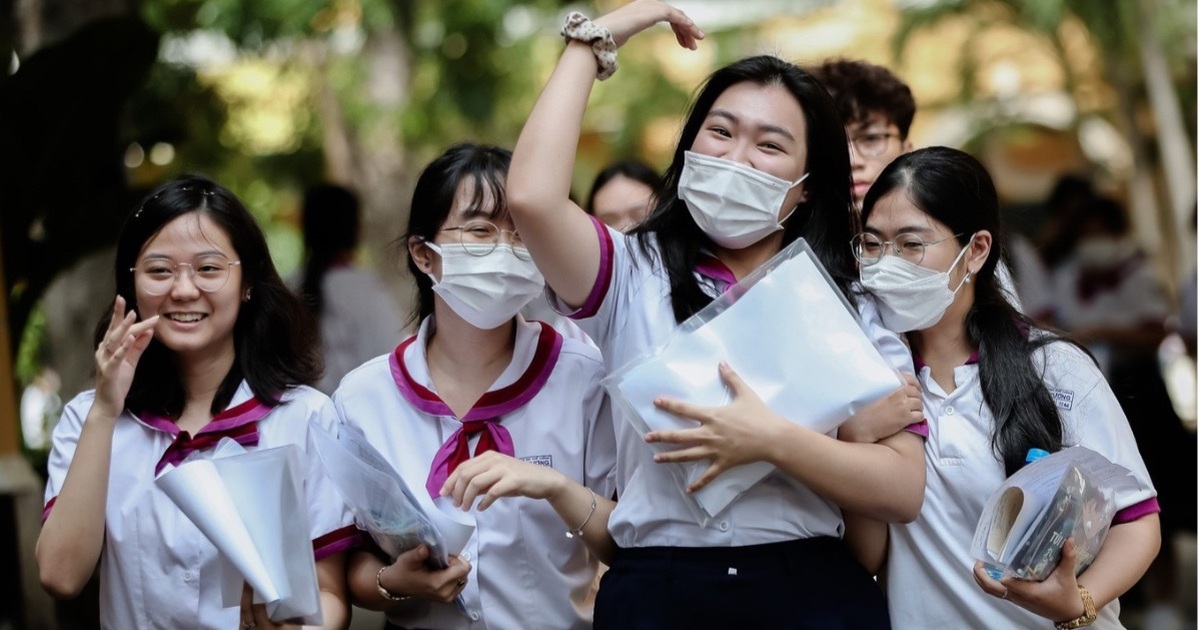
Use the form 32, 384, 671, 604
425, 242, 545, 330
678, 151, 809, 249
860, 241, 972, 333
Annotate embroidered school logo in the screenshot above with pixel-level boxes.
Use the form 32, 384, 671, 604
521, 454, 553, 468
1048, 388, 1074, 411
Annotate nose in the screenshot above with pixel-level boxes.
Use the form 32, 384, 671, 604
168, 265, 201, 298
848, 142, 866, 170
722, 141, 753, 168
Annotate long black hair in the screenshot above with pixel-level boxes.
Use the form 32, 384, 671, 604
299, 184, 361, 314
98, 174, 322, 418
632, 55, 857, 323
586, 159, 660, 215
861, 147, 1067, 475
402, 143, 513, 326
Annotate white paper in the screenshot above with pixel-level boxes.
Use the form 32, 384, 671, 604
605, 239, 902, 520
156, 442, 322, 624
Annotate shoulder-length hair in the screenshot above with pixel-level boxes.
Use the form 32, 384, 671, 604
97, 174, 322, 418
632, 55, 857, 323
862, 146, 1069, 475
401, 143, 513, 326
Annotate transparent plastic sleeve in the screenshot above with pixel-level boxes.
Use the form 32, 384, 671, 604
602, 238, 903, 524
310, 422, 474, 614
971, 446, 1142, 581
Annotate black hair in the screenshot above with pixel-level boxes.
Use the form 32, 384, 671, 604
1038, 174, 1096, 268
862, 147, 1069, 476
299, 184, 361, 314
585, 159, 660, 215
402, 143, 513, 326
631, 55, 857, 323
98, 174, 322, 418
811, 58, 916, 138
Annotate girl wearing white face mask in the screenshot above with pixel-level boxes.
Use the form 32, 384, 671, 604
503, 2, 928, 627
850, 146, 1161, 630
335, 144, 617, 630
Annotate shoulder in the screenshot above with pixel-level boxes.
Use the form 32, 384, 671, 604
55, 390, 99, 434
1031, 338, 1104, 398
331, 353, 394, 399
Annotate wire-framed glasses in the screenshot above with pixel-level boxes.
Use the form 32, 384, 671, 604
440, 220, 532, 260
849, 132, 900, 158
850, 232, 962, 266
131, 256, 242, 295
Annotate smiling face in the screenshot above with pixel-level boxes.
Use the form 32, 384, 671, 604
689, 81, 811, 221
134, 211, 243, 361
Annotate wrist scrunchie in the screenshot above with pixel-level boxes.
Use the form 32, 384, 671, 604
560, 11, 619, 81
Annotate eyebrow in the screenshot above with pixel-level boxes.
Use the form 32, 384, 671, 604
707, 109, 796, 142
863, 225, 937, 236
140, 250, 229, 261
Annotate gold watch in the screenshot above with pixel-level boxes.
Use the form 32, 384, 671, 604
1054, 586, 1097, 629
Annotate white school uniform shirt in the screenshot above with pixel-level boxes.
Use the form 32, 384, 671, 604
547, 217, 918, 549
886, 340, 1159, 629
43, 382, 357, 630
332, 315, 616, 630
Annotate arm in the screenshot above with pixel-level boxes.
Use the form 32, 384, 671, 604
440, 451, 618, 564
842, 514, 889, 576
239, 552, 351, 630
973, 515, 1160, 623
647, 362, 926, 522
346, 547, 471, 612
507, 1, 702, 308
36, 298, 158, 598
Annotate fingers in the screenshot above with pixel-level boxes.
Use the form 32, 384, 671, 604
686, 462, 724, 493
652, 395, 708, 422
716, 361, 748, 396
644, 426, 704, 446
652, 443, 711, 464
396, 544, 431, 570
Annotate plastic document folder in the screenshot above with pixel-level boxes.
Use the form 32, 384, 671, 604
604, 238, 902, 522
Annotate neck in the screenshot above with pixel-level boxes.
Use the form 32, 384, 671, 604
174, 342, 237, 428
908, 293, 977, 391
715, 230, 785, 280
426, 304, 516, 380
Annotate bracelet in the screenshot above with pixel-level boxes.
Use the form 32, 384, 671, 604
560, 12, 619, 80
376, 565, 411, 603
566, 488, 597, 539
1053, 585, 1097, 629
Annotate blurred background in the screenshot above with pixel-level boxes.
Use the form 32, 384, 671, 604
0, 0, 1194, 628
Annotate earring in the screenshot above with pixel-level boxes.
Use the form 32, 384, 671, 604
243, 289, 252, 301
964, 272, 972, 284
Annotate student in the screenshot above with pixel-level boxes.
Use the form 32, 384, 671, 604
37, 175, 356, 629
811, 58, 915, 212
336, 143, 616, 630
297, 183, 405, 394
852, 146, 1160, 629
504, 2, 925, 626
585, 158, 659, 232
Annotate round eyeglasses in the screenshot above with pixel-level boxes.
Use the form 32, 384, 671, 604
131, 256, 241, 295
440, 220, 532, 260
849, 132, 900, 158
850, 232, 962, 266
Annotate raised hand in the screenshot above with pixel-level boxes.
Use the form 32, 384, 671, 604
440, 451, 568, 511
593, 0, 704, 50
93, 296, 158, 417
644, 361, 790, 493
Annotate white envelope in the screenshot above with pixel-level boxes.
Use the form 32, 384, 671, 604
604, 238, 902, 522
156, 441, 322, 624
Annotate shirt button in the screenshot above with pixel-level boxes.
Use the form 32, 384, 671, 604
461, 551, 472, 562
944, 406, 955, 416
182, 570, 194, 582
470, 611, 481, 621
719, 521, 730, 532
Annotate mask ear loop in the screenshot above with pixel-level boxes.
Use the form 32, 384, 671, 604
778, 172, 811, 225
948, 233, 977, 294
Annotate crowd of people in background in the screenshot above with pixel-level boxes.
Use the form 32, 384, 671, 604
31, 1, 1193, 629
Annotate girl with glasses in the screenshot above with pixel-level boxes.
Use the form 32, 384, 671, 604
335, 143, 616, 629
37, 175, 356, 629
852, 146, 1160, 629
501, 1, 928, 626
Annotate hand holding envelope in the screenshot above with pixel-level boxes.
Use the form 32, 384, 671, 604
155, 440, 322, 625
604, 238, 903, 523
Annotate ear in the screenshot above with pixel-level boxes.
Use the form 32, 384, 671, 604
966, 230, 992, 275
408, 235, 434, 273
900, 138, 914, 154
243, 288, 251, 302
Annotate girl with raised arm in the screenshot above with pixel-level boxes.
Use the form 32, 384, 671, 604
853, 146, 1160, 629
37, 175, 355, 629
504, 1, 925, 626
336, 143, 616, 629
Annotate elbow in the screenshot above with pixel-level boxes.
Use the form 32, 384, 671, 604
36, 542, 90, 600
883, 491, 924, 525
505, 187, 546, 221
